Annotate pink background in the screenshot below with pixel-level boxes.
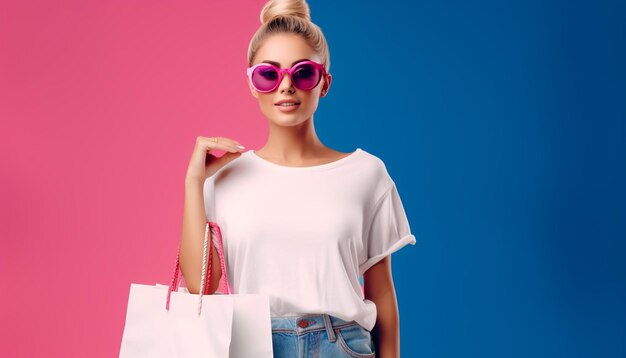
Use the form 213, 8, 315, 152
1, 1, 269, 356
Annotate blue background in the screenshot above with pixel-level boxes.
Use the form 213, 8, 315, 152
313, 0, 625, 356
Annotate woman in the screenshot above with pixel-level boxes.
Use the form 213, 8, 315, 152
179, 0, 416, 356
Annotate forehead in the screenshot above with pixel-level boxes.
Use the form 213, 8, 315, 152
254, 33, 321, 66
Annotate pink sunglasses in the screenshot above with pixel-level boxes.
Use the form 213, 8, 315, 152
246, 60, 327, 93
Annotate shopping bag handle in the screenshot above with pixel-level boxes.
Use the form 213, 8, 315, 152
165, 221, 232, 314
205, 221, 232, 295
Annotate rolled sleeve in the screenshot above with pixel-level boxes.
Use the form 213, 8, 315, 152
359, 182, 416, 275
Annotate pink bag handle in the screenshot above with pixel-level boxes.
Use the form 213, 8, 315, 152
207, 221, 232, 295
165, 221, 232, 315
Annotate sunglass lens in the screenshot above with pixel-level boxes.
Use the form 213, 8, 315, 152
252, 65, 279, 92
292, 63, 321, 90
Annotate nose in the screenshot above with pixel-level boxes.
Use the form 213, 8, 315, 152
277, 70, 295, 93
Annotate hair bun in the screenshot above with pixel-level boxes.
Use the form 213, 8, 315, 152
260, 0, 311, 25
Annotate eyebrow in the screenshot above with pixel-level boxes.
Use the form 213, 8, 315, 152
260, 58, 309, 67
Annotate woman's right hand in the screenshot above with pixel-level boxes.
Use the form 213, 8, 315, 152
185, 136, 245, 183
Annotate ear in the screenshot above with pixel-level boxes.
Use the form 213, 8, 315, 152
247, 76, 259, 99
320, 73, 332, 97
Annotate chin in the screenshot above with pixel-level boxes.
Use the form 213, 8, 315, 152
268, 115, 310, 127
262, 105, 313, 125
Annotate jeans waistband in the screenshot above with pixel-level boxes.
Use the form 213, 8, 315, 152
271, 313, 359, 335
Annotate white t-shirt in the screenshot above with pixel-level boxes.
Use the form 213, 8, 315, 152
202, 147, 416, 331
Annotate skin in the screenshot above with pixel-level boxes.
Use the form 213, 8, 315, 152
364, 256, 401, 357
249, 32, 402, 356
248, 32, 351, 165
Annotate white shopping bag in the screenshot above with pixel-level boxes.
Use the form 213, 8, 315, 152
228, 292, 273, 357
119, 283, 234, 358
119, 221, 274, 358
167, 285, 274, 358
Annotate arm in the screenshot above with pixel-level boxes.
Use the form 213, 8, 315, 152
363, 255, 400, 358
179, 178, 222, 294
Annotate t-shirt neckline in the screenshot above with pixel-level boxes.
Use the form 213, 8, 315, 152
246, 148, 363, 171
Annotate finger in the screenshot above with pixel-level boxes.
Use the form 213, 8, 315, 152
201, 137, 245, 153
205, 136, 243, 148
218, 137, 244, 147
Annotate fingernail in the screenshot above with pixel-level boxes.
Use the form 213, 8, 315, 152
237, 145, 245, 149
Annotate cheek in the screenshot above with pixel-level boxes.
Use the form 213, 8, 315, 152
258, 96, 274, 110
300, 95, 320, 110
258, 97, 284, 118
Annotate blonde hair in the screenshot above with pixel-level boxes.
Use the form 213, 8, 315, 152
247, 0, 331, 73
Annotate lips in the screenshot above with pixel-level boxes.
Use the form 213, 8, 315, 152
275, 99, 301, 105
275, 101, 300, 112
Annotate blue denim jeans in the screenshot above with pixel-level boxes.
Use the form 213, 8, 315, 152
271, 313, 376, 357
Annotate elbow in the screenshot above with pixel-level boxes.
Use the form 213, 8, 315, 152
181, 246, 223, 295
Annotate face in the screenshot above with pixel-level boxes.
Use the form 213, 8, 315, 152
248, 33, 332, 127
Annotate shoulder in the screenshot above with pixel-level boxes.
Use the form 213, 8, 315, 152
204, 151, 249, 187
357, 148, 394, 183
354, 148, 395, 199
205, 151, 243, 178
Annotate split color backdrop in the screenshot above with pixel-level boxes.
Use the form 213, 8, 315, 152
1, 0, 624, 357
